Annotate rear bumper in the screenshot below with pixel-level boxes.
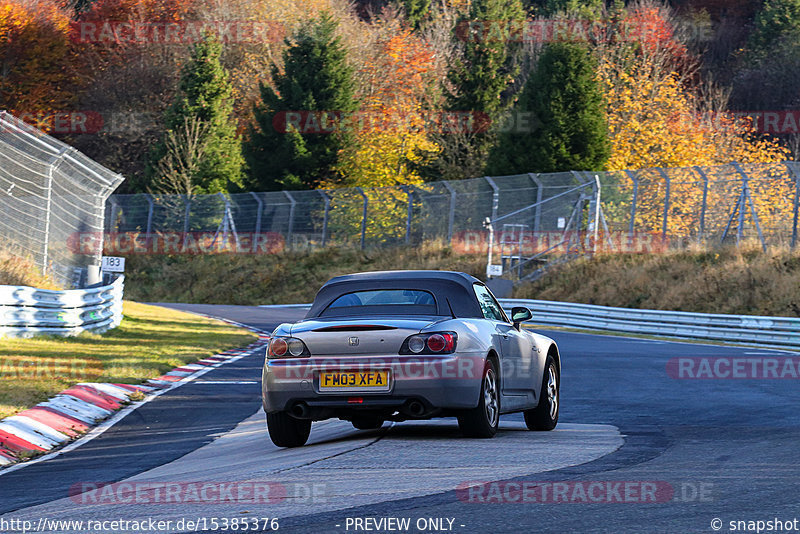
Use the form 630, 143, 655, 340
261, 352, 485, 414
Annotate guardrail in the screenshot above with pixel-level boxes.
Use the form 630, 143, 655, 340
498, 298, 800, 350
0, 277, 124, 338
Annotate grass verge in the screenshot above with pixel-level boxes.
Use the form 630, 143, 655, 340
514, 245, 800, 317
122, 243, 487, 305
0, 301, 257, 419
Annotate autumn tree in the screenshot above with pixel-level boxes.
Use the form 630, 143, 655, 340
439, 0, 525, 179
328, 24, 440, 241
0, 1, 75, 124
597, 1, 789, 237
244, 13, 357, 191
487, 41, 608, 175
148, 34, 243, 194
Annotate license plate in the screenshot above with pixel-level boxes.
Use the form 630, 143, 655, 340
319, 370, 390, 391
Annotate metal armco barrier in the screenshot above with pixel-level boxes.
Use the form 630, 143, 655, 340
499, 298, 800, 350
0, 277, 124, 338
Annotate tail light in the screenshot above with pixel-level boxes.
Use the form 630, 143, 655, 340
400, 332, 457, 355
268, 336, 310, 358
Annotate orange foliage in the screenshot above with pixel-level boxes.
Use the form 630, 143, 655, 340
81, 0, 195, 23
0, 0, 75, 121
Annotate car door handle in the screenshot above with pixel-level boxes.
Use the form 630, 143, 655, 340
500, 333, 510, 339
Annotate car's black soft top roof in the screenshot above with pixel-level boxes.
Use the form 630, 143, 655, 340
306, 270, 485, 318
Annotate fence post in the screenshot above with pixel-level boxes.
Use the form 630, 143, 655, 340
693, 166, 708, 243
41, 152, 63, 276
182, 195, 191, 249
787, 162, 800, 249
249, 192, 263, 253
402, 185, 413, 245
732, 162, 766, 251
485, 176, 500, 224
528, 173, 543, 233
656, 168, 670, 241
318, 189, 330, 247
283, 191, 296, 250
108, 197, 119, 232
442, 181, 457, 244
145, 194, 154, 235
357, 187, 368, 250
625, 170, 638, 237
590, 174, 601, 253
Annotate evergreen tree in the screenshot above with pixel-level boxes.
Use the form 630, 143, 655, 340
487, 41, 609, 175
244, 13, 357, 191
400, 0, 431, 29
749, 0, 800, 59
148, 34, 243, 194
526, 0, 603, 17
439, 0, 525, 179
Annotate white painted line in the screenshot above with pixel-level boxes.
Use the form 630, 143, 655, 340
3, 416, 70, 444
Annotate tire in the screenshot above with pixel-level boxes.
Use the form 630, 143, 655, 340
524, 355, 559, 431
266, 411, 311, 447
351, 416, 384, 430
458, 359, 500, 438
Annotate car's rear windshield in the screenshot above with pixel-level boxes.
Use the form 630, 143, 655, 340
321, 289, 437, 316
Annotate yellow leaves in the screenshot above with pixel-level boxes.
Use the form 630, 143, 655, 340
0, 0, 74, 122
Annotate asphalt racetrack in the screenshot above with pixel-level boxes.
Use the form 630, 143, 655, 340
1, 304, 799, 533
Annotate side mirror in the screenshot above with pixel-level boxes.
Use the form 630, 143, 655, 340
511, 306, 532, 329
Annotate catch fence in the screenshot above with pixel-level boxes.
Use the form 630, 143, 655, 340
105, 162, 800, 279
0, 112, 124, 288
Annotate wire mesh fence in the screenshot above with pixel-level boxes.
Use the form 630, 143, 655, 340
0, 112, 124, 288
103, 162, 800, 268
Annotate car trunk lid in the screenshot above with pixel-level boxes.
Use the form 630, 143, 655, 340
290, 316, 442, 355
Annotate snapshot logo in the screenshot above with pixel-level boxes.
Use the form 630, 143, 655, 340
67, 232, 286, 256
455, 481, 679, 504
667, 357, 800, 380
70, 20, 286, 45
69, 481, 326, 505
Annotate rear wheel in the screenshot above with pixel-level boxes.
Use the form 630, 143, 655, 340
266, 411, 311, 447
524, 355, 559, 431
458, 359, 500, 438
351, 416, 384, 430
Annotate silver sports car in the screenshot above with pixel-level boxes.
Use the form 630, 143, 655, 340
262, 271, 561, 447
